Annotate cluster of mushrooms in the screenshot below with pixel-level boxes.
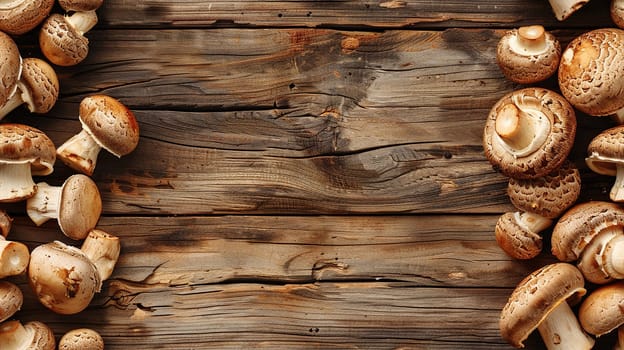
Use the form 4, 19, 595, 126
0, 1, 140, 349
484, 1, 624, 349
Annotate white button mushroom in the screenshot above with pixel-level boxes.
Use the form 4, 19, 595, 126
0, 320, 55, 350
27, 174, 102, 240
59, 328, 104, 350
39, 11, 98, 66
500, 263, 594, 349
548, 0, 590, 21
56, 95, 140, 176
0, 58, 59, 120
0, 124, 56, 203
0, 282, 22, 323
0, 0, 54, 35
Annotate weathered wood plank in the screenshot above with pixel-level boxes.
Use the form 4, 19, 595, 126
97, 0, 611, 29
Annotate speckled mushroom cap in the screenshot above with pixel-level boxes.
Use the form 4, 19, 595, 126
20, 58, 59, 114
39, 13, 91, 67
495, 212, 544, 260
499, 262, 586, 348
551, 201, 624, 261
80, 95, 140, 157
25, 321, 55, 350
559, 28, 624, 116
0, 281, 22, 323
28, 240, 101, 315
59, 328, 104, 350
0, 0, 54, 35
0, 32, 21, 108
497, 25, 561, 84
579, 281, 624, 337
507, 160, 581, 219
0, 123, 56, 176
612, 0, 624, 29
586, 125, 624, 176
483, 87, 576, 179
58, 0, 103, 11
59, 174, 102, 240
0, 320, 55, 350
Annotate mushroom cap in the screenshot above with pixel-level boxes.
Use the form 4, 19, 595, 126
586, 125, 624, 176
0, 32, 21, 107
25, 321, 56, 350
559, 28, 624, 116
0, 0, 54, 35
551, 201, 624, 261
20, 58, 59, 114
59, 328, 104, 350
0, 210, 11, 238
495, 212, 543, 260
80, 95, 140, 157
612, 0, 624, 29
0, 281, 22, 323
0, 123, 56, 176
499, 262, 586, 348
28, 241, 101, 315
58, 0, 103, 11
58, 174, 102, 240
507, 160, 581, 219
0, 320, 55, 350
483, 87, 576, 179
496, 26, 561, 84
39, 13, 89, 67
579, 280, 624, 336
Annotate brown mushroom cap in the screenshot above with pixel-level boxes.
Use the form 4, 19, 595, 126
499, 262, 586, 348
0, 281, 22, 323
20, 58, 59, 114
0, 320, 55, 350
39, 13, 91, 67
0, 32, 21, 108
59, 328, 104, 350
551, 201, 624, 261
586, 125, 624, 176
613, 0, 624, 29
28, 241, 101, 315
80, 94, 140, 157
495, 212, 545, 260
508, 160, 581, 219
483, 87, 576, 179
559, 28, 624, 116
58, 174, 102, 240
497, 25, 561, 84
0, 123, 56, 176
0, 210, 11, 238
58, 0, 103, 11
579, 281, 624, 337
0, 0, 54, 35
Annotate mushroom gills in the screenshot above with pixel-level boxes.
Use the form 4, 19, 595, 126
586, 156, 624, 202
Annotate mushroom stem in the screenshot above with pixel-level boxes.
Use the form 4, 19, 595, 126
610, 165, 624, 202
26, 182, 61, 226
0, 163, 36, 203
0, 237, 29, 278
516, 211, 553, 233
537, 301, 595, 350
81, 229, 120, 282
0, 320, 29, 348
612, 108, 624, 124
510, 25, 547, 55
66, 10, 97, 34
494, 102, 550, 158
56, 129, 102, 176
616, 325, 624, 350
548, 0, 590, 21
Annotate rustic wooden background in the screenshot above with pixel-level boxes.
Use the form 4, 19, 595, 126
2, 0, 618, 348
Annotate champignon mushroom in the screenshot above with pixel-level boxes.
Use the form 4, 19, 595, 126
578, 281, 624, 341
59, 328, 104, 350
613, 0, 624, 29
0, 32, 21, 109
0, 124, 56, 203
496, 161, 581, 259
0, 320, 55, 350
0, 282, 22, 323
559, 28, 624, 122
496, 25, 561, 84
499, 262, 594, 349
483, 87, 576, 179
548, 0, 590, 21
28, 235, 119, 315
26, 174, 102, 240
0, 58, 59, 120
586, 125, 624, 202
0, 236, 29, 279
56, 95, 140, 176
0, 0, 54, 35
551, 201, 624, 284
39, 11, 98, 66
58, 0, 103, 12
0, 210, 12, 238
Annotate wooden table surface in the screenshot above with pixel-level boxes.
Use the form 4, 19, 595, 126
3, 1, 619, 349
